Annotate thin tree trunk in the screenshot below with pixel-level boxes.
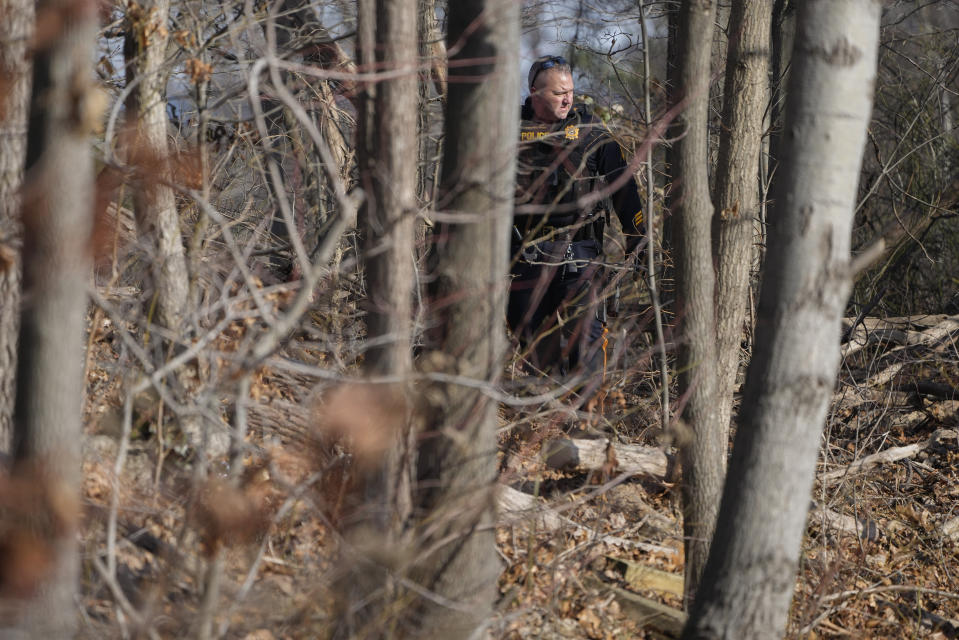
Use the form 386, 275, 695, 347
713, 0, 772, 455
125, 0, 189, 333
670, 0, 722, 605
661, 0, 680, 296
361, 0, 417, 380
414, 0, 518, 635
358, 0, 417, 528
10, 0, 97, 633
333, 1, 418, 637
0, 0, 32, 452
125, 0, 222, 460
639, 0, 669, 433
683, 2, 880, 637
768, 0, 795, 188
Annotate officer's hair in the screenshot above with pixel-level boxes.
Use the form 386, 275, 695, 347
528, 56, 571, 90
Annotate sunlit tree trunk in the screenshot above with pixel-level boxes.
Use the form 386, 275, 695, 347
670, 0, 722, 605
0, 0, 32, 452
125, 0, 189, 333
414, 0, 518, 635
712, 0, 772, 460
683, 1, 880, 637
10, 0, 98, 633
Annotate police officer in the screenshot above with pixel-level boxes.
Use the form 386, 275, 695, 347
509, 55, 645, 381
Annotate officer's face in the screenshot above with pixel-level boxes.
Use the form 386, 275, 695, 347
531, 70, 574, 123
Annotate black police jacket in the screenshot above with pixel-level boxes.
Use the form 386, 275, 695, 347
515, 98, 644, 251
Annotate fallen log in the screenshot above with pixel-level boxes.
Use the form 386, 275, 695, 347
543, 437, 668, 478
497, 485, 680, 557
911, 381, 959, 400
584, 573, 686, 638
842, 314, 952, 334
498, 484, 564, 531
877, 598, 959, 639
809, 502, 882, 542
607, 555, 684, 597
820, 428, 958, 483
840, 314, 959, 362
942, 516, 959, 543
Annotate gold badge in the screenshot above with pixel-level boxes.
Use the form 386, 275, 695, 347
565, 125, 579, 140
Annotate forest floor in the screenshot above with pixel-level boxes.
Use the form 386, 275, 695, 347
76, 307, 959, 639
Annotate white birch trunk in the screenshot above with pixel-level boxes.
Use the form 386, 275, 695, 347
683, 2, 881, 637
127, 0, 189, 333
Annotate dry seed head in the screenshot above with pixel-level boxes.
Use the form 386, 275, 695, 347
314, 383, 409, 469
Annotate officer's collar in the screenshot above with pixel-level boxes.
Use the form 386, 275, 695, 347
521, 96, 536, 121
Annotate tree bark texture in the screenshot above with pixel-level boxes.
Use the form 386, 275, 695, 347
670, 0, 723, 605
362, 0, 418, 526
414, 0, 518, 636
10, 0, 98, 633
768, 0, 796, 188
712, 0, 772, 453
661, 1, 680, 293
0, 0, 32, 452
125, 0, 189, 332
335, 1, 418, 637
683, 2, 880, 638
360, 0, 417, 379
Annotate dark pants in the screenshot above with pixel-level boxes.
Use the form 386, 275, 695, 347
507, 239, 605, 379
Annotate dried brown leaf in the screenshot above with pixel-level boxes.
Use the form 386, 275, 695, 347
184, 58, 213, 84
314, 383, 409, 469
194, 479, 269, 554
0, 463, 79, 598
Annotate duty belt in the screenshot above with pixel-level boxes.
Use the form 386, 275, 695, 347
513, 227, 593, 279
514, 222, 595, 246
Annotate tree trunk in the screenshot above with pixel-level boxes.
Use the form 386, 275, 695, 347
125, 0, 189, 333
360, 0, 417, 379
661, 1, 680, 299
768, 0, 796, 187
10, 0, 97, 633
332, 1, 418, 637
712, 0, 772, 456
0, 0, 32, 452
683, 2, 880, 637
414, 0, 518, 635
670, 0, 722, 605
357, 0, 417, 527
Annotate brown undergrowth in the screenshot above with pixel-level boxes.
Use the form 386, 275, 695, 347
75, 309, 959, 638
